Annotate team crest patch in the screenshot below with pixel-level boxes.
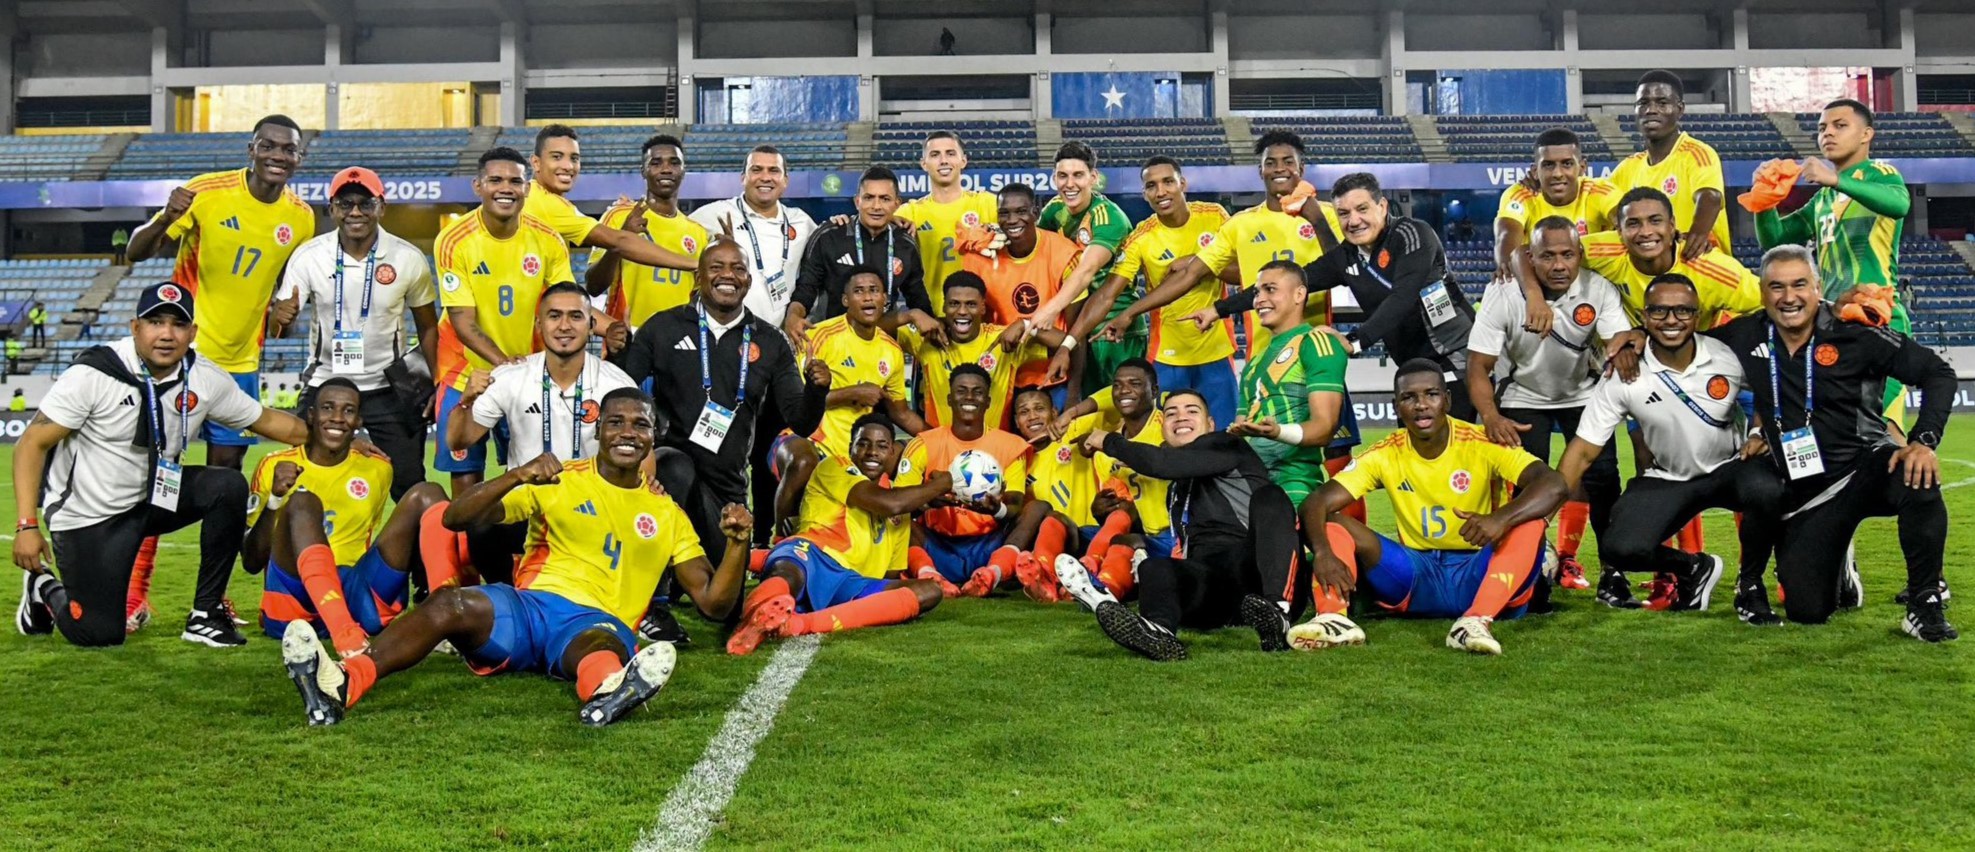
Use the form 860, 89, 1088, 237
1814, 343, 1839, 367
979, 351, 997, 371
897, 457, 913, 475
961, 212, 981, 228
877, 359, 892, 378
1575, 219, 1590, 235
522, 254, 542, 277
1377, 249, 1391, 268
450, 448, 469, 461
1077, 228, 1092, 244
1274, 347, 1295, 365
274, 224, 294, 246
635, 513, 659, 539
175, 390, 199, 412
1449, 469, 1472, 494
1572, 304, 1596, 326
1661, 176, 1679, 196
375, 264, 398, 286
579, 399, 601, 424
1012, 282, 1041, 313
682, 235, 698, 255
1298, 222, 1317, 240
1056, 445, 1073, 463
1706, 376, 1730, 400
1198, 232, 1215, 249
348, 478, 370, 500
159, 284, 184, 303
748, 342, 762, 363
441, 272, 461, 292
892, 258, 905, 276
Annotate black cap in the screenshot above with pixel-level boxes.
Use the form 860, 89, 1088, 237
135, 282, 194, 321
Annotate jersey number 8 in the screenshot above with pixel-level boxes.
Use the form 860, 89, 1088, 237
498, 284, 516, 316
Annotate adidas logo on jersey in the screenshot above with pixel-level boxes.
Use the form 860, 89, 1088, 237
1158, 249, 1175, 261
674, 338, 697, 351
524, 403, 542, 414
120, 395, 137, 406
1645, 391, 1663, 405
220, 216, 241, 230
575, 501, 598, 516
1398, 481, 1415, 493
473, 261, 492, 275
918, 221, 933, 233
840, 356, 856, 368
1250, 232, 1268, 244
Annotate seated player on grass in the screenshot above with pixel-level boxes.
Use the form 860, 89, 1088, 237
280, 388, 753, 728
1301, 361, 1569, 656
726, 414, 949, 655
894, 365, 1031, 598
245, 378, 449, 656
1004, 385, 1100, 602
1225, 260, 1348, 509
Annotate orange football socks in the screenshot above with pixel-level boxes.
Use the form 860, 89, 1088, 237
786, 587, 921, 635
1317, 523, 1360, 615
418, 502, 464, 591
1468, 520, 1545, 619
1556, 501, 1590, 559
1033, 517, 1070, 567
297, 544, 366, 656
574, 650, 623, 701
1096, 544, 1137, 598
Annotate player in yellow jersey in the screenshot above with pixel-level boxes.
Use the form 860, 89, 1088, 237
526, 124, 696, 275
586, 134, 707, 329
280, 388, 754, 728
895, 131, 999, 315
1607, 71, 1728, 263
245, 379, 449, 657
1005, 385, 1103, 602
897, 271, 1063, 430
1580, 187, 1761, 331
1494, 128, 1614, 285
432, 147, 576, 494
1074, 157, 1237, 424
726, 414, 950, 655
127, 114, 317, 472
1302, 361, 1569, 655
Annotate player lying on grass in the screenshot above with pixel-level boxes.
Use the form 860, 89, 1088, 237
726, 414, 948, 655
1058, 389, 1308, 661
1301, 361, 1569, 655
895, 365, 1031, 597
1004, 385, 1142, 604
245, 378, 449, 655
281, 388, 753, 727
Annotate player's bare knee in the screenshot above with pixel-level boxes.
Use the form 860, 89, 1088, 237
767, 562, 807, 599
399, 482, 447, 517
907, 579, 944, 611
426, 586, 490, 630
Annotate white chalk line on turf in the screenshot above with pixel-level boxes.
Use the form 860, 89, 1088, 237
634, 633, 821, 852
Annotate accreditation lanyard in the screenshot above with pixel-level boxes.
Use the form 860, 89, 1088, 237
854, 225, 896, 301
1768, 328, 1814, 428
143, 364, 192, 462
699, 309, 752, 407
543, 359, 588, 461
332, 248, 377, 332
735, 200, 792, 280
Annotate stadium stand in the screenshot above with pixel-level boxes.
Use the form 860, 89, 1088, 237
1438, 115, 1613, 162
873, 120, 1037, 169
297, 129, 472, 177
1059, 118, 1232, 166
1796, 111, 1975, 158
1249, 116, 1424, 163
106, 132, 258, 179
490, 123, 845, 173
0, 135, 108, 182
1618, 113, 1796, 159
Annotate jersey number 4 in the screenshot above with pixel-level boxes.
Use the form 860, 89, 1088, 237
602, 533, 623, 571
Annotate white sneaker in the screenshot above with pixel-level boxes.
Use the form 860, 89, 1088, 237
1288, 612, 1366, 650
280, 620, 348, 726
1055, 554, 1117, 613
125, 601, 153, 635
1447, 616, 1502, 655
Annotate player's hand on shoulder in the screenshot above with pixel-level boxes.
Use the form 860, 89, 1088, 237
601, 320, 631, 357
1678, 231, 1715, 264
271, 460, 304, 497
719, 503, 754, 541
352, 438, 390, 462
464, 369, 495, 399
826, 213, 853, 228
784, 312, 811, 344
997, 321, 1027, 352
1521, 297, 1554, 336
1603, 330, 1645, 382
515, 453, 564, 485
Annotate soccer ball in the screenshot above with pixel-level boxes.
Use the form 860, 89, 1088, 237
949, 450, 1004, 502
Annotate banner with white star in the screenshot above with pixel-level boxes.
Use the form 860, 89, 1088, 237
1050, 71, 1179, 120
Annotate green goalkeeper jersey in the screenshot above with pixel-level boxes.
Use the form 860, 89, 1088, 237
1755, 159, 1910, 298
1239, 323, 1349, 473
1039, 194, 1136, 324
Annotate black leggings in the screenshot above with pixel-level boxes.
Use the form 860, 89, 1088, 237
46, 465, 248, 646
1776, 445, 1948, 624
1597, 459, 1784, 582
1501, 405, 1620, 541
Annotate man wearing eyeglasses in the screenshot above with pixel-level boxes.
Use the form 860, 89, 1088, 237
272, 167, 439, 500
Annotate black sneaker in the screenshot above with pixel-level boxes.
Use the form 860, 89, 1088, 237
181, 607, 248, 647
1672, 554, 1726, 612
1895, 580, 1952, 607
637, 603, 690, 646
1837, 559, 1864, 610
280, 621, 348, 726
1902, 591, 1959, 643
1733, 579, 1784, 626
16, 572, 53, 636
1094, 601, 1187, 661
1526, 576, 1557, 615
579, 643, 677, 727
1596, 569, 1640, 609
1238, 594, 1290, 653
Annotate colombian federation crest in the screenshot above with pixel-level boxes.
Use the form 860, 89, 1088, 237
961, 212, 982, 228
1449, 470, 1472, 494
1706, 376, 1730, 400
348, 478, 370, 500
522, 254, 542, 277
1198, 232, 1214, 249
635, 513, 659, 539
376, 264, 398, 286
174, 390, 199, 412
274, 224, 294, 246
1661, 176, 1679, 196
1298, 222, 1317, 240
1572, 304, 1596, 326
682, 235, 699, 255
1056, 445, 1073, 463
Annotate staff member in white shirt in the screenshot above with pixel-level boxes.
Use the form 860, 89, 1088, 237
13, 283, 312, 648
689, 145, 817, 330
273, 167, 438, 499
1554, 274, 1786, 622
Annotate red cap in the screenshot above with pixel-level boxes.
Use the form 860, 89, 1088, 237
329, 166, 384, 198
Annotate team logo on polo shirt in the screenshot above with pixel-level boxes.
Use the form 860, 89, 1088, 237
1057, 445, 1073, 463
1013, 282, 1041, 313
579, 399, 601, 424
682, 235, 698, 255
1198, 232, 1215, 249
782, 223, 799, 241
275, 224, 294, 246
522, 254, 542, 277
159, 284, 184, 303
891, 258, 906, 277
1298, 222, 1317, 241
174, 390, 199, 412
748, 342, 762, 363
635, 513, 658, 539
376, 264, 398, 286
348, 478, 370, 500
1572, 304, 1596, 326
1449, 469, 1472, 493
1706, 376, 1730, 400
1662, 176, 1679, 196
1814, 344, 1839, 367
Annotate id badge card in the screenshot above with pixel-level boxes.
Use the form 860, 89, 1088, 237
151, 459, 183, 511
690, 400, 736, 452
1780, 427, 1825, 480
1421, 281, 1458, 326
331, 330, 366, 375
763, 271, 789, 301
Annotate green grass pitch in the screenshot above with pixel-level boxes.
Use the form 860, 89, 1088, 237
3, 420, 1973, 850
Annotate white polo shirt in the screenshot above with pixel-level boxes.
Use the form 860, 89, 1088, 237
471, 351, 636, 463
1469, 271, 1632, 409
1577, 335, 1746, 482
689, 197, 816, 327
276, 227, 437, 391
38, 338, 264, 531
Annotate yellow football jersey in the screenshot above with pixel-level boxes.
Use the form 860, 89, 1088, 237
433, 210, 574, 389
805, 315, 907, 456
1027, 421, 1101, 528
1496, 177, 1615, 237
523, 181, 600, 247
1193, 201, 1340, 358
590, 202, 707, 328
503, 460, 704, 627
897, 190, 998, 315
1580, 231, 1760, 328
247, 447, 393, 566
897, 322, 1043, 431
1330, 421, 1540, 552
793, 454, 910, 578
1094, 410, 1172, 534
163, 169, 317, 372
1113, 202, 1235, 367
1606, 132, 1730, 251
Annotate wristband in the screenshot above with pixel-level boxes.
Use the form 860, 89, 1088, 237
16, 518, 37, 533
1059, 335, 1079, 352
266, 492, 289, 512
1276, 423, 1305, 446
993, 502, 1009, 520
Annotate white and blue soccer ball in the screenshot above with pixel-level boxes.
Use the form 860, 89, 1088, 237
949, 450, 1004, 502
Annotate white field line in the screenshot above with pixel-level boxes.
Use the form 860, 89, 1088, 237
633, 633, 822, 852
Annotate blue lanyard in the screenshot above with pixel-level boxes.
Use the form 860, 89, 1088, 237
143, 363, 192, 462
854, 225, 895, 300
735, 201, 792, 277
332, 247, 377, 332
1768, 328, 1813, 428
543, 359, 587, 460
1655, 371, 1732, 429
699, 309, 752, 407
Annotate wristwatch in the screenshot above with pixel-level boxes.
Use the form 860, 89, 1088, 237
1911, 430, 1941, 449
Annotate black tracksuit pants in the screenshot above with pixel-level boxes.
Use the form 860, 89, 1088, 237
1775, 445, 1948, 624
1597, 459, 1785, 583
